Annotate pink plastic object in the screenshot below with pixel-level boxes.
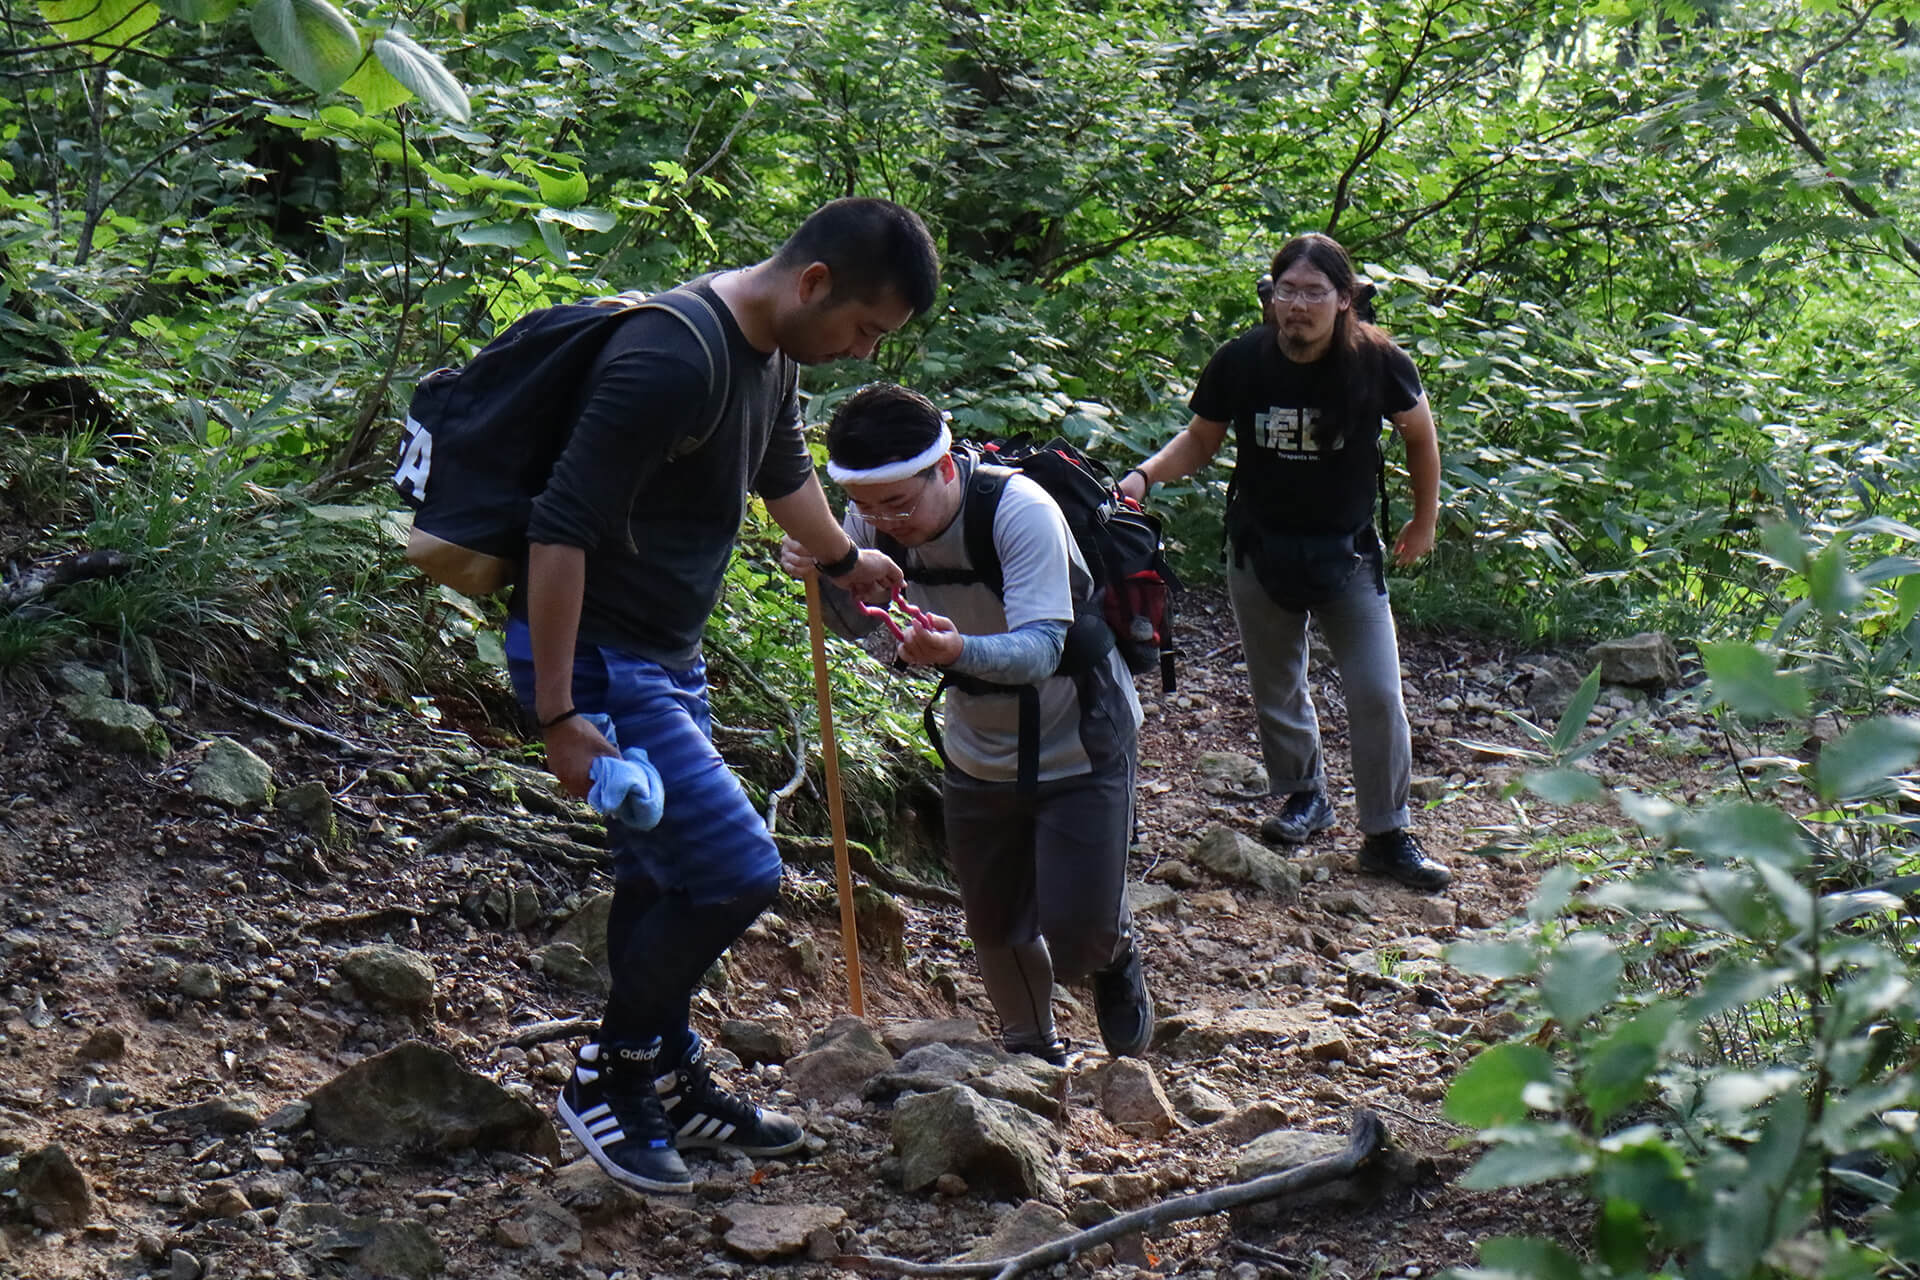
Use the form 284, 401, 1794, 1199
854, 588, 931, 643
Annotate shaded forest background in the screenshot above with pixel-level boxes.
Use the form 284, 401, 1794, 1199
5, 0, 1920, 1275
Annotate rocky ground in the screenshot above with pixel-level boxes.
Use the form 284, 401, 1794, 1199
0, 587, 1717, 1280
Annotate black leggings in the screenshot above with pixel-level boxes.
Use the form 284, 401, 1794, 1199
599, 872, 778, 1054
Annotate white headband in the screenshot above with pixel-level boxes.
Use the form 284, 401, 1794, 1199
826, 422, 952, 485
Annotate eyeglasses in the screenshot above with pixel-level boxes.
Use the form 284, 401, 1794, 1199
1272, 285, 1335, 304
849, 472, 935, 524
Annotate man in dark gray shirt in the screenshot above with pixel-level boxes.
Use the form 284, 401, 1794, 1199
506, 200, 938, 1195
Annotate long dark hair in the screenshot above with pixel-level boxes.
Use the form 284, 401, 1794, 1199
1269, 234, 1394, 449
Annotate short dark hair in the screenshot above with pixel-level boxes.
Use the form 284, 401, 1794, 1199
775, 199, 940, 316
826, 383, 945, 471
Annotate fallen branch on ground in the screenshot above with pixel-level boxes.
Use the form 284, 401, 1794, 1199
508, 1016, 599, 1049
0, 549, 131, 612
777, 834, 963, 907
423, 816, 602, 870
837, 1108, 1387, 1279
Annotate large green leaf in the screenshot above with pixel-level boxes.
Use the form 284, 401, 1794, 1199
1701, 640, 1809, 721
1540, 932, 1621, 1027
1549, 666, 1602, 753
1460, 1128, 1593, 1190
341, 54, 412, 116
1446, 937, 1538, 980
1477, 1237, 1583, 1280
40, 0, 158, 46
1674, 802, 1809, 867
1580, 1003, 1679, 1124
1814, 716, 1920, 802
374, 30, 470, 121
1524, 767, 1604, 805
251, 0, 362, 94
1446, 1043, 1558, 1127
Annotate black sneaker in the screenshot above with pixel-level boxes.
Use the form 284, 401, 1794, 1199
1002, 1035, 1070, 1067
1090, 939, 1153, 1058
1357, 829, 1453, 892
1260, 790, 1335, 844
556, 1041, 692, 1193
655, 1034, 805, 1155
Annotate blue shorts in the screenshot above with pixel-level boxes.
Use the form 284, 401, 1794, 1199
505, 621, 781, 904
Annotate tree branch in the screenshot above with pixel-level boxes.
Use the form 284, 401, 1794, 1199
837, 1109, 1388, 1279
1752, 93, 1920, 271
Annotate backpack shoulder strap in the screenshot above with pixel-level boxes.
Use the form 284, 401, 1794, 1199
614, 288, 732, 460
959, 464, 1013, 597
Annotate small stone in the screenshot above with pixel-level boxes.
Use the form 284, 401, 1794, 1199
495, 1220, 532, 1248
933, 1173, 968, 1196
170, 1247, 203, 1280
78, 1027, 127, 1061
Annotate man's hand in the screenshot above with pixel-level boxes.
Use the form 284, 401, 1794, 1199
897, 611, 965, 667
1392, 518, 1436, 567
542, 715, 618, 798
778, 535, 818, 581
831, 547, 903, 604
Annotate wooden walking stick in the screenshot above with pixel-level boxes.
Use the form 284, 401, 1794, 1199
804, 576, 866, 1016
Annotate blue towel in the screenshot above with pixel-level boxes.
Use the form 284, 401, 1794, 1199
580, 714, 664, 830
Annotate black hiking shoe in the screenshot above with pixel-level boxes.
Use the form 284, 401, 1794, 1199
1259, 790, 1335, 844
1090, 939, 1153, 1058
1357, 829, 1453, 892
654, 1034, 805, 1155
1002, 1035, 1071, 1068
556, 1040, 692, 1193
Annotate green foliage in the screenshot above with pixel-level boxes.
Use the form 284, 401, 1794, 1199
1445, 536, 1920, 1280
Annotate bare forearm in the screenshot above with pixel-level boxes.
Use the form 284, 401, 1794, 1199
1126, 417, 1227, 497
526, 542, 588, 721
765, 475, 858, 563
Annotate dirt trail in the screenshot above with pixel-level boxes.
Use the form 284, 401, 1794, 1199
0, 589, 1692, 1278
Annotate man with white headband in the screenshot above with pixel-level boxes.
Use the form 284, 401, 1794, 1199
783, 382, 1153, 1066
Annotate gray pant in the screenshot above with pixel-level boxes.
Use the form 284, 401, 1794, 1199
1226, 554, 1411, 836
942, 677, 1136, 1046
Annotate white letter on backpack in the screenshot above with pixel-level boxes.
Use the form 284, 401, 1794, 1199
394, 416, 434, 501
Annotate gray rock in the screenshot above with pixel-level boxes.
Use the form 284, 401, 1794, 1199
1587, 633, 1682, 690
1155, 1007, 1317, 1060
718, 1019, 793, 1066
952, 1199, 1073, 1261
716, 1202, 848, 1261
1126, 881, 1180, 917
1234, 1128, 1348, 1181
1521, 656, 1589, 723
189, 738, 275, 808
77, 1026, 126, 1061
306, 1040, 560, 1157
276, 780, 340, 844
16, 1143, 93, 1228
1407, 775, 1448, 804
1189, 827, 1301, 902
176, 963, 222, 1000
531, 941, 605, 993
1228, 1128, 1420, 1226
59, 692, 169, 757
786, 1017, 894, 1103
496, 1190, 582, 1262
1168, 1079, 1233, 1124
263, 1100, 311, 1131
854, 884, 909, 968
548, 891, 613, 981
56, 663, 112, 697
1201, 1099, 1295, 1146
1093, 1058, 1175, 1135
170, 1248, 202, 1280
319, 1217, 444, 1279
864, 1044, 1066, 1123
1194, 751, 1268, 796
154, 1095, 261, 1135
338, 943, 436, 1012
892, 1085, 1060, 1202
878, 1018, 995, 1057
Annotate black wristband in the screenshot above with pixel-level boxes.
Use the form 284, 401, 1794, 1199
819, 542, 862, 578
540, 708, 582, 730
1124, 467, 1152, 492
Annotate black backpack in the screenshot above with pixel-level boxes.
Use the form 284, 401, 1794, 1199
873, 436, 1181, 788
392, 288, 730, 597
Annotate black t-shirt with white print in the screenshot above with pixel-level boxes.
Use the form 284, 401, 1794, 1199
1189, 326, 1423, 537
